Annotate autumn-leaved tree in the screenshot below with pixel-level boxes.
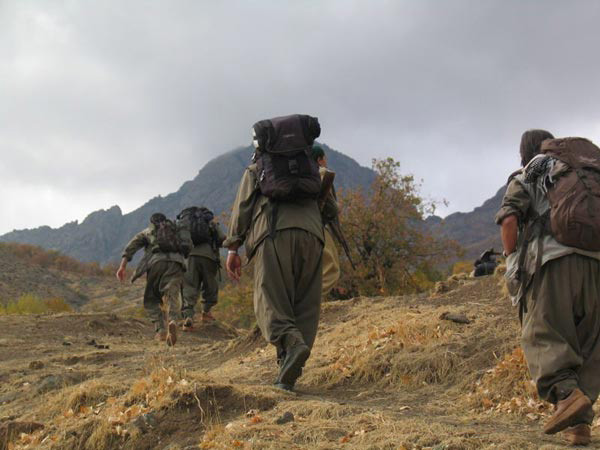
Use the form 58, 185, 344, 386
335, 158, 460, 297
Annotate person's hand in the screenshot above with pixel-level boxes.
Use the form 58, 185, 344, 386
226, 252, 242, 281
116, 262, 127, 282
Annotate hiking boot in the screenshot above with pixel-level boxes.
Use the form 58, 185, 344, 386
276, 344, 310, 387
182, 317, 194, 332
562, 424, 591, 446
166, 320, 178, 347
544, 389, 592, 435
155, 330, 167, 342
201, 311, 215, 322
273, 382, 294, 392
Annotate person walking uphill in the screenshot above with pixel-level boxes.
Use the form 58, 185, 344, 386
224, 114, 324, 392
178, 206, 226, 329
116, 212, 192, 346
312, 146, 341, 296
496, 129, 600, 446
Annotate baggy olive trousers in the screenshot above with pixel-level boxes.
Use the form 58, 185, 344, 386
181, 255, 219, 317
253, 229, 323, 353
521, 253, 600, 422
144, 260, 184, 331
322, 226, 341, 296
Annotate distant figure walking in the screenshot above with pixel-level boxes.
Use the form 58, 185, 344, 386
116, 213, 192, 346
177, 206, 226, 329
497, 130, 600, 446
225, 114, 324, 392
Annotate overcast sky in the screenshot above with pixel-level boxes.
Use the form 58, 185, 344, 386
1, 1, 600, 234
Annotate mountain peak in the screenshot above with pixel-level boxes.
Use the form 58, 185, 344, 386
0, 145, 374, 264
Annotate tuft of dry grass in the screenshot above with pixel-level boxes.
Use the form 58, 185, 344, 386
467, 347, 551, 420
60, 382, 123, 414
304, 307, 464, 389
493, 263, 510, 300
82, 420, 123, 450
432, 272, 470, 296
38, 365, 278, 450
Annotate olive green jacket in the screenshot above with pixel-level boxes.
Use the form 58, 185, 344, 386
189, 222, 226, 261
495, 159, 600, 305
224, 164, 324, 259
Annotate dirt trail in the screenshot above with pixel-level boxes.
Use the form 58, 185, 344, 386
1, 276, 598, 449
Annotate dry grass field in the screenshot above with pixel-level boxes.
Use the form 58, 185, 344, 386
1, 274, 598, 449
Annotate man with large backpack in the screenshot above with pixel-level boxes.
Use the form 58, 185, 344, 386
178, 206, 226, 329
496, 130, 600, 446
224, 114, 324, 392
116, 212, 192, 346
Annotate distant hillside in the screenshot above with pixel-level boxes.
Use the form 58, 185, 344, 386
427, 187, 505, 261
0, 144, 375, 264
0, 244, 89, 307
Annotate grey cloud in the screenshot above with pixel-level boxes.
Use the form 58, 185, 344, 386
2, 0, 600, 232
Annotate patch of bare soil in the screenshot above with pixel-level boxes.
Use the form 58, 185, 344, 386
2, 276, 599, 449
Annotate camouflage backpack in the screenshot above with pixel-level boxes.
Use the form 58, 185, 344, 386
177, 207, 214, 246
541, 137, 600, 251
150, 214, 181, 254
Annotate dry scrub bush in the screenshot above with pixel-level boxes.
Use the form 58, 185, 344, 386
336, 158, 460, 298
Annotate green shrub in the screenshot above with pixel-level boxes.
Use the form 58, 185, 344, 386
0, 294, 73, 315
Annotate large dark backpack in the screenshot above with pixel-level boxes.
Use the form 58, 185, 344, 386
541, 137, 600, 251
177, 207, 214, 246
251, 114, 321, 200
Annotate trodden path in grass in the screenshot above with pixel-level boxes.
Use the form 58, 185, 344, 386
1, 275, 598, 449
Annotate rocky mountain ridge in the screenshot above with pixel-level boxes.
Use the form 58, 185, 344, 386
1, 142, 507, 266
427, 187, 505, 261
0, 144, 375, 264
